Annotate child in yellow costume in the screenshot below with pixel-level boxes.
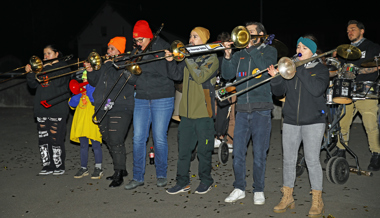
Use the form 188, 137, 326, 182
69, 71, 103, 179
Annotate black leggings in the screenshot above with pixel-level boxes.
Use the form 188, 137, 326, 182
97, 110, 133, 170
37, 117, 67, 171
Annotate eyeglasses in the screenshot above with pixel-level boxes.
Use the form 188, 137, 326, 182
133, 38, 144, 43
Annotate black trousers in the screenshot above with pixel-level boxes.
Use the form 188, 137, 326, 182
176, 117, 215, 187
97, 109, 133, 171
37, 117, 67, 171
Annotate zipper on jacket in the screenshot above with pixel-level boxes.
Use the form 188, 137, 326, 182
296, 77, 301, 125
187, 75, 190, 118
103, 67, 108, 102
247, 58, 251, 103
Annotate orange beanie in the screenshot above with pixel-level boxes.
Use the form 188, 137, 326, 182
108, 36, 126, 53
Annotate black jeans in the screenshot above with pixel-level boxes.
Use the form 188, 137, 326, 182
97, 110, 133, 171
37, 117, 67, 171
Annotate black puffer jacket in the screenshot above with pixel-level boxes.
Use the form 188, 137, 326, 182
126, 36, 181, 100
88, 61, 134, 112
26, 61, 70, 118
271, 61, 329, 125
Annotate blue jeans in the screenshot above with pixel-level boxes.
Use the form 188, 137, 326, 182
132, 97, 174, 182
232, 110, 271, 192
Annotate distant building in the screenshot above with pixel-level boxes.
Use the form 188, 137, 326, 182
76, 1, 186, 59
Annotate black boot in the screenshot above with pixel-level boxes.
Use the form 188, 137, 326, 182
106, 170, 128, 180
109, 170, 124, 187
368, 152, 380, 171
332, 149, 346, 159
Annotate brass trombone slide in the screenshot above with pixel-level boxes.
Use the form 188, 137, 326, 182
113, 40, 188, 68
122, 33, 270, 62
0, 55, 72, 76
0, 55, 73, 84
35, 52, 102, 82
114, 26, 273, 68
91, 73, 132, 124
216, 48, 338, 101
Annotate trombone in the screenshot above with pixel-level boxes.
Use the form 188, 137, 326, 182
114, 26, 272, 68
215, 48, 338, 101
34, 50, 132, 83
92, 23, 165, 124
114, 40, 188, 68
35, 52, 103, 82
0, 55, 73, 84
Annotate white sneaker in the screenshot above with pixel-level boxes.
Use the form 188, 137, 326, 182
38, 170, 53, 176
228, 143, 233, 153
253, 192, 265, 205
214, 139, 222, 148
53, 170, 65, 176
224, 188, 246, 203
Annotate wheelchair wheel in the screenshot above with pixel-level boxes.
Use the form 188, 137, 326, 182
296, 152, 305, 177
218, 142, 229, 164
325, 156, 338, 184
331, 157, 350, 185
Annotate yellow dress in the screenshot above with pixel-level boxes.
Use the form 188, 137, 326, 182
69, 93, 102, 144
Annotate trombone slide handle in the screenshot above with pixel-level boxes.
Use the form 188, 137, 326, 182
92, 109, 108, 124
40, 100, 52, 108
39, 90, 71, 108
40, 96, 70, 108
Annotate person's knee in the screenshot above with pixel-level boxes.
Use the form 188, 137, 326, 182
109, 144, 126, 154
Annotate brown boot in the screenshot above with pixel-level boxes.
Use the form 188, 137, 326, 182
273, 186, 295, 213
308, 190, 324, 217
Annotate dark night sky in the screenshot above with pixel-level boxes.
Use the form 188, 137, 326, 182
1, 0, 378, 68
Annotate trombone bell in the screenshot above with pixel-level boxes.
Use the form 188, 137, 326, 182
231, 26, 250, 49
30, 56, 43, 73
277, 57, 296, 79
171, 40, 187, 61
88, 52, 102, 70
125, 63, 142, 75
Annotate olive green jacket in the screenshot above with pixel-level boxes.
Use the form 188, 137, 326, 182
176, 54, 219, 119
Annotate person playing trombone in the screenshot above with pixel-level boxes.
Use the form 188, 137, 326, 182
123, 20, 181, 190
165, 27, 219, 195
222, 22, 277, 205
26, 44, 71, 176
268, 34, 329, 217
85, 36, 135, 188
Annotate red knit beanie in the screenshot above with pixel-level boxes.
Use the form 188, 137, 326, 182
133, 20, 154, 39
